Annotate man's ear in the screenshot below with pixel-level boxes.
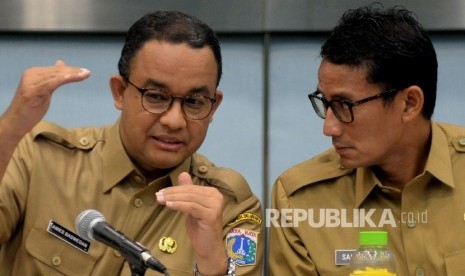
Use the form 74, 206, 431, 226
109, 75, 126, 110
205, 90, 223, 123
401, 85, 424, 122
209, 90, 223, 116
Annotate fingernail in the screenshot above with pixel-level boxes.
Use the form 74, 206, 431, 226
156, 191, 164, 201
78, 68, 90, 75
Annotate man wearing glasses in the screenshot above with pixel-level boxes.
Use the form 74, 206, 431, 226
0, 11, 262, 275
269, 4, 465, 276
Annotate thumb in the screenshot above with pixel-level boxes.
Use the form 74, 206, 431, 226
55, 59, 66, 67
178, 172, 193, 186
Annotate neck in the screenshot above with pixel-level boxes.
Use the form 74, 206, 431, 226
374, 121, 432, 190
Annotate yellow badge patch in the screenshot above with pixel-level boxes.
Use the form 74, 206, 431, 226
159, 236, 177, 254
228, 212, 262, 226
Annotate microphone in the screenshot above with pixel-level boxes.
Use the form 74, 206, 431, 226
75, 209, 168, 274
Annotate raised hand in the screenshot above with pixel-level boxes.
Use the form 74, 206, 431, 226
156, 172, 228, 275
2, 60, 90, 138
0, 60, 90, 180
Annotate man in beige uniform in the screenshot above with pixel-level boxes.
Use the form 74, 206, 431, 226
0, 11, 263, 276
269, 5, 465, 276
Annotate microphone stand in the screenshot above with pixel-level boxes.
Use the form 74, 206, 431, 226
125, 253, 169, 276
107, 233, 168, 275
129, 261, 148, 276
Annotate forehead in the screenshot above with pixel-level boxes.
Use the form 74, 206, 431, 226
317, 60, 380, 98
133, 40, 215, 68
129, 40, 218, 89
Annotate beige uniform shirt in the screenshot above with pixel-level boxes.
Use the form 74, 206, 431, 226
0, 120, 263, 276
269, 122, 465, 276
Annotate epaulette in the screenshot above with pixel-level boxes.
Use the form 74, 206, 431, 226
191, 153, 252, 204
277, 148, 353, 197
452, 137, 465, 153
30, 121, 101, 150
437, 122, 465, 153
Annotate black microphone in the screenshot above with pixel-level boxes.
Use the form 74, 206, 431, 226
75, 209, 168, 274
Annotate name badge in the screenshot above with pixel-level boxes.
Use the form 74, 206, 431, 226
47, 220, 91, 253
335, 249, 356, 265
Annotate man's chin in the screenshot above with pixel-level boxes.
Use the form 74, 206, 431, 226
338, 158, 358, 170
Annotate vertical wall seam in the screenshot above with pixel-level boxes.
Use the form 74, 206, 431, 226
262, 31, 270, 276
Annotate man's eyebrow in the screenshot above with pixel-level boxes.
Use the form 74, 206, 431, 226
143, 79, 168, 89
317, 88, 355, 100
143, 79, 211, 95
190, 86, 210, 95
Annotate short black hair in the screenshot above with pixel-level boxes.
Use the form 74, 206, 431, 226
118, 11, 222, 87
321, 3, 437, 119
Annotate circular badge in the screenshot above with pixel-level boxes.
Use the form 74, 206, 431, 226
159, 236, 177, 253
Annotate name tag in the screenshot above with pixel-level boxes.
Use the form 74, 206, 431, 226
47, 220, 91, 253
335, 249, 356, 265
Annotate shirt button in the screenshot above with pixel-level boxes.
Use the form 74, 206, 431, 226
134, 198, 143, 208
415, 267, 425, 276
114, 249, 122, 257
407, 218, 417, 228
459, 137, 465, 146
79, 137, 89, 146
51, 256, 62, 266
198, 165, 208, 174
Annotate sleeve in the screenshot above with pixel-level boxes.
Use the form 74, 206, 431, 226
269, 178, 319, 276
223, 189, 263, 276
0, 133, 34, 242
191, 154, 264, 275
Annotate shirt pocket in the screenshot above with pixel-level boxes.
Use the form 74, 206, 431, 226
26, 226, 97, 276
445, 249, 465, 275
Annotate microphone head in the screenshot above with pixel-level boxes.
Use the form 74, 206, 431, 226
75, 209, 106, 241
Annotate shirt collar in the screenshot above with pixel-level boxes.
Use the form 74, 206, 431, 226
354, 122, 455, 207
168, 156, 192, 187
102, 120, 194, 192
103, 120, 135, 193
354, 167, 378, 208
424, 122, 455, 188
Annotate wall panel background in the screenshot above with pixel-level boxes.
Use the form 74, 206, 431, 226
2, 2, 465, 274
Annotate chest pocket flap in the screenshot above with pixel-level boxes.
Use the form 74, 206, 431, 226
26, 227, 97, 276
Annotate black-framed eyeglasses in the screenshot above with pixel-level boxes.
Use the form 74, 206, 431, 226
307, 89, 398, 123
126, 79, 217, 120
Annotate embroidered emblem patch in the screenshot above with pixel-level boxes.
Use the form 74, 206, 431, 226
228, 212, 262, 227
226, 228, 258, 266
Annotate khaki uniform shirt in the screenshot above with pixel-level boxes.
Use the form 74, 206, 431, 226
269, 122, 465, 276
0, 120, 263, 276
